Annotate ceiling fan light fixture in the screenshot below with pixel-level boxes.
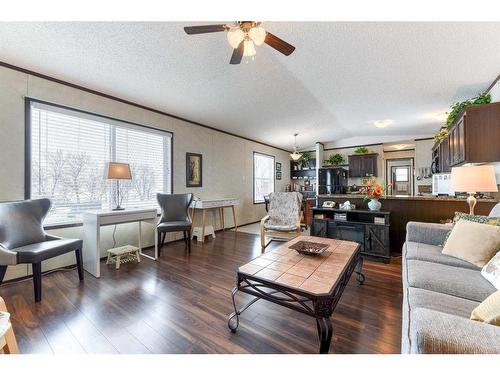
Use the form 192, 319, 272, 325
243, 40, 257, 57
227, 28, 245, 49
249, 26, 266, 46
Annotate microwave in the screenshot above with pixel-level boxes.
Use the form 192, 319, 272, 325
432, 173, 455, 196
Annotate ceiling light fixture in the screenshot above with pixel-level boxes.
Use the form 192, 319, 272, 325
373, 119, 394, 128
393, 144, 407, 150
226, 23, 267, 58
290, 133, 302, 161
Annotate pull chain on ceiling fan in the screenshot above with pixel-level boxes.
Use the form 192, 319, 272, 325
184, 21, 295, 64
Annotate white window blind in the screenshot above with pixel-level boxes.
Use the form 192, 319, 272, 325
29, 101, 172, 225
253, 152, 275, 203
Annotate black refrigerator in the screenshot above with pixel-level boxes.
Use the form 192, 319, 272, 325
318, 167, 348, 194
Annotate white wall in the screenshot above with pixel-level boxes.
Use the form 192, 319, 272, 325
489, 78, 500, 102
0, 66, 290, 280
414, 139, 435, 192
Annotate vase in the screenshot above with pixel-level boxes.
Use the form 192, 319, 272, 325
368, 198, 381, 211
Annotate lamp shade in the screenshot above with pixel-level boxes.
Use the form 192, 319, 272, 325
451, 165, 498, 193
106, 162, 132, 180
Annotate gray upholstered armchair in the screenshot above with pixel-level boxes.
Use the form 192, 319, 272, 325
0, 199, 84, 302
260, 192, 302, 251
156, 193, 194, 255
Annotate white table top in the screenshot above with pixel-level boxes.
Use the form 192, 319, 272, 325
82, 207, 158, 217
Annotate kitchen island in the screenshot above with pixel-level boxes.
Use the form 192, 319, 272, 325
316, 194, 498, 255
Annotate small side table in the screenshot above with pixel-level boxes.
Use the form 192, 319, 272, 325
0, 297, 19, 354
106, 245, 141, 270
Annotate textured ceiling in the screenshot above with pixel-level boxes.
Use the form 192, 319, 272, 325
0, 22, 499, 150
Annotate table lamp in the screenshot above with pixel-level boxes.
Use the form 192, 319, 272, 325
451, 165, 498, 215
105, 162, 132, 210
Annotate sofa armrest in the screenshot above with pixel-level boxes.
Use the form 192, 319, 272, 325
410, 308, 500, 354
405, 221, 451, 246
0, 245, 17, 266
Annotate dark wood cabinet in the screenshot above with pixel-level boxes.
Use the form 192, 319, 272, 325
310, 207, 390, 262
446, 102, 500, 167
435, 137, 450, 173
449, 115, 466, 166
348, 153, 378, 177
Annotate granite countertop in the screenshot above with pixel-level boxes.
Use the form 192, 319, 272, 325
317, 194, 498, 203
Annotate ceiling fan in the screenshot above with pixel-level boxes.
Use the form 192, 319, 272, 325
184, 21, 295, 64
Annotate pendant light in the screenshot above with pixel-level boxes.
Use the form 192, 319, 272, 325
290, 133, 302, 161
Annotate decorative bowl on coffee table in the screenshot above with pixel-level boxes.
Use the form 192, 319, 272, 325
289, 240, 329, 256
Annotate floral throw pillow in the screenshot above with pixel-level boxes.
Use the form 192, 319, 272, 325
482, 252, 500, 290
442, 212, 500, 246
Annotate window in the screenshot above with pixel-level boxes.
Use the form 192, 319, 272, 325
27, 99, 172, 225
395, 167, 409, 182
253, 152, 275, 203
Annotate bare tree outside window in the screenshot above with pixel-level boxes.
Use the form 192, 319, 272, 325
29, 102, 172, 224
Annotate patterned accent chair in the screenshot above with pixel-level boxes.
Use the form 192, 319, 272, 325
260, 192, 302, 251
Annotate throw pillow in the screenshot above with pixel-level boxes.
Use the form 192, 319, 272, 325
482, 251, 500, 290
442, 212, 500, 246
442, 219, 500, 267
452, 212, 500, 226
470, 290, 500, 326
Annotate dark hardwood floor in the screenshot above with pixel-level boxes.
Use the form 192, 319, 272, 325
0, 230, 403, 354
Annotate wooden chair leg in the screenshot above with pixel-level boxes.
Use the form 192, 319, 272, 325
3, 324, 20, 354
32, 262, 42, 303
183, 231, 188, 248
0, 265, 7, 285
75, 249, 84, 281
188, 232, 192, 253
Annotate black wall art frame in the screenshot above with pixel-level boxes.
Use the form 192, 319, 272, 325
186, 152, 203, 187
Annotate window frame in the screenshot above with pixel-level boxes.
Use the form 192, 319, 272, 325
24, 97, 174, 229
252, 151, 276, 204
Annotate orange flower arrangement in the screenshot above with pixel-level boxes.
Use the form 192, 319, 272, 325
359, 176, 385, 200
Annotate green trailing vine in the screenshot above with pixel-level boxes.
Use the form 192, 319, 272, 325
433, 128, 449, 143
433, 92, 491, 143
446, 93, 491, 128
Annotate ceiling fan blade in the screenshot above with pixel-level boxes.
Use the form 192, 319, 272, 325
184, 24, 227, 35
229, 41, 244, 65
264, 32, 295, 56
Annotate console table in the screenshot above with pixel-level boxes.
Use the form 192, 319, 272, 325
82, 208, 158, 278
190, 198, 239, 242
310, 207, 390, 262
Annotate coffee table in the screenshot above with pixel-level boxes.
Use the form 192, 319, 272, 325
228, 236, 364, 354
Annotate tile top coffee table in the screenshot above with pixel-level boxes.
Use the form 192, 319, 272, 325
228, 235, 364, 354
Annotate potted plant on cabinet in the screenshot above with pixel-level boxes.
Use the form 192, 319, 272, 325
359, 176, 385, 211
300, 151, 314, 169
325, 153, 345, 166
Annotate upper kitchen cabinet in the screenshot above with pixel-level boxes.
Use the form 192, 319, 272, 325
348, 153, 378, 177
448, 102, 500, 167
